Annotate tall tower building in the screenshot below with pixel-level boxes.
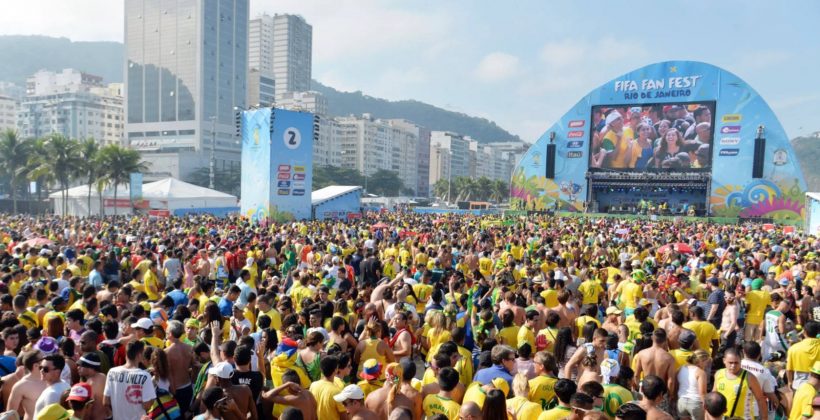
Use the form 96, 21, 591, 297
248, 13, 312, 98
124, 0, 248, 180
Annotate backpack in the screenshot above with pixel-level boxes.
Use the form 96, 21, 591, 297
147, 388, 181, 419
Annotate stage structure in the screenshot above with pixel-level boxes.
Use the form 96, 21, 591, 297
240, 108, 317, 223
511, 61, 807, 224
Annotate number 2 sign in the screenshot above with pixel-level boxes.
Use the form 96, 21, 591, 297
283, 127, 302, 150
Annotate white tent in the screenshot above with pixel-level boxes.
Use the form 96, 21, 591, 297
50, 177, 238, 216
807, 192, 820, 237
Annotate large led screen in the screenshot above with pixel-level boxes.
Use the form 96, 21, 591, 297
589, 101, 715, 171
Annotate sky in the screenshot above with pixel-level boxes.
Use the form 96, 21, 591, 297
2, 0, 819, 143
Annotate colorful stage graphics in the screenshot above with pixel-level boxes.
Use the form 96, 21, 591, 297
240, 108, 315, 223
511, 61, 808, 223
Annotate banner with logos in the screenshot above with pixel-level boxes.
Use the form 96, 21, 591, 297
240, 108, 273, 223
511, 60, 807, 224
129, 172, 143, 207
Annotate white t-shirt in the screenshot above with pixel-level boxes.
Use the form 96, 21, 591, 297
741, 359, 777, 416
104, 366, 157, 420
34, 381, 71, 417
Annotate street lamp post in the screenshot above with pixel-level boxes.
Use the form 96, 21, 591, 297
209, 116, 216, 189
447, 150, 453, 206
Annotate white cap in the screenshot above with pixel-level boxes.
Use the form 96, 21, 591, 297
333, 384, 365, 402
208, 361, 235, 379
605, 110, 622, 126
131, 318, 154, 330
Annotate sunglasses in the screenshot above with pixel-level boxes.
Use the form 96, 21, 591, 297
39, 366, 53, 373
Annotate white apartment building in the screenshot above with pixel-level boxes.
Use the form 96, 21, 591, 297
17, 69, 124, 145
0, 96, 18, 133
334, 114, 421, 194
429, 131, 471, 185
277, 91, 327, 115
249, 14, 312, 97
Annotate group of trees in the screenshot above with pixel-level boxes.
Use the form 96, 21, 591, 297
432, 176, 509, 203
0, 129, 147, 215
314, 165, 412, 197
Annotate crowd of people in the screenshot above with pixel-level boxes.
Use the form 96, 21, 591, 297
590, 104, 713, 170
0, 212, 817, 420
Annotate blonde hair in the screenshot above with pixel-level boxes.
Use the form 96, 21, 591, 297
512, 373, 530, 398
429, 311, 446, 337
687, 349, 710, 365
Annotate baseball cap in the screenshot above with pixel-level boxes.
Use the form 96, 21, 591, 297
131, 317, 154, 330
333, 384, 365, 403
751, 278, 764, 290
185, 318, 201, 329
606, 306, 622, 315
208, 361, 235, 379
359, 359, 382, 380
679, 330, 696, 349
34, 403, 73, 420
638, 298, 651, 307
779, 278, 789, 286
34, 336, 58, 355
66, 382, 93, 403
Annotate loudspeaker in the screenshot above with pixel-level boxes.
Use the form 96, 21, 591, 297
752, 137, 765, 178
546, 144, 556, 179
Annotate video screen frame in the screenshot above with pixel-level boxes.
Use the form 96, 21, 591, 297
588, 100, 716, 172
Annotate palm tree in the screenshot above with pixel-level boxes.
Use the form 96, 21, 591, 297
0, 130, 32, 213
490, 179, 509, 203
29, 134, 82, 216
77, 138, 100, 216
97, 144, 148, 215
432, 179, 450, 202
476, 177, 493, 202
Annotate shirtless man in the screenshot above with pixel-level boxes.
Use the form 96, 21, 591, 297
633, 329, 677, 402
7, 350, 46, 420
262, 370, 317, 420
366, 360, 421, 420
389, 312, 413, 360
335, 384, 379, 420
638, 375, 674, 420
500, 291, 526, 326
554, 289, 578, 329
564, 328, 608, 379
77, 353, 108, 420
165, 320, 195, 415
660, 309, 685, 349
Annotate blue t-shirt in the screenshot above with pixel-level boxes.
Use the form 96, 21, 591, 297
0, 355, 15, 375
218, 297, 234, 317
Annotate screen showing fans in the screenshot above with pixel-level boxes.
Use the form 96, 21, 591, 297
588, 101, 715, 171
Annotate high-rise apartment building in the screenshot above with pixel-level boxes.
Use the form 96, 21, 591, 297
17, 69, 124, 145
124, 0, 248, 180
248, 14, 311, 97
430, 131, 471, 184
335, 114, 422, 195
0, 96, 18, 133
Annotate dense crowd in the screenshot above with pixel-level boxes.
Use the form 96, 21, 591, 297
0, 212, 817, 420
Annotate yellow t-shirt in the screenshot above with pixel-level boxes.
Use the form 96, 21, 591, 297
528, 375, 557, 409
263, 308, 282, 331
786, 338, 820, 378
507, 396, 541, 420
425, 328, 452, 362
498, 326, 519, 348
144, 270, 160, 301
518, 326, 535, 350
602, 127, 635, 168
308, 379, 345, 420
412, 283, 433, 313
575, 315, 601, 338
462, 383, 488, 409
617, 281, 643, 309
423, 394, 460, 419
714, 369, 751, 418
578, 280, 604, 305
479, 257, 493, 278
789, 382, 816, 420
538, 405, 572, 420
456, 346, 473, 386
540, 289, 558, 308
744, 290, 771, 325
670, 349, 693, 370
536, 327, 559, 353
683, 320, 720, 355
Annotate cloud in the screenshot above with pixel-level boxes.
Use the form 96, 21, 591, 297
473, 52, 520, 82
0, 1, 123, 41
540, 40, 586, 68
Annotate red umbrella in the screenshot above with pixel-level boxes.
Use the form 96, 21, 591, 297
19, 237, 54, 248
658, 242, 694, 254
433, 218, 446, 225
370, 222, 388, 230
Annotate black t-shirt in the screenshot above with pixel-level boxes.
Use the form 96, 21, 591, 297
362, 257, 381, 285
232, 370, 263, 402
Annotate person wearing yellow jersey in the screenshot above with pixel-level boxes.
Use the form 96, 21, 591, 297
578, 276, 604, 306
289, 273, 314, 312
257, 294, 282, 332
497, 310, 519, 348
789, 361, 819, 420
132, 317, 166, 349
411, 276, 433, 313
744, 278, 771, 341
478, 252, 493, 279
601, 366, 637, 419
422, 367, 461, 419
683, 306, 719, 356
309, 356, 346, 420
537, 378, 576, 420
528, 351, 559, 410
241, 258, 258, 289
670, 330, 697, 369
575, 305, 602, 339
615, 272, 643, 312
143, 261, 160, 301
787, 321, 820, 392
712, 348, 767, 420
517, 310, 539, 350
